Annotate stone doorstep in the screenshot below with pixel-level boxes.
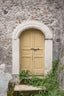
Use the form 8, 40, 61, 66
25, 76, 43, 79
14, 85, 45, 91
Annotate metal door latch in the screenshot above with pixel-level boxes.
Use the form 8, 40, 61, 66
31, 48, 40, 50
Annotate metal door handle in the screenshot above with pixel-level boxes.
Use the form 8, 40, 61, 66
31, 48, 40, 50
34, 48, 40, 50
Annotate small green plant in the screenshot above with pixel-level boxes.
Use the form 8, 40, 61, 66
60, 65, 64, 71
19, 70, 29, 82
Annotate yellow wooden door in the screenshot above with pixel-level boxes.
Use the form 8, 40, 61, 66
32, 30, 44, 75
20, 29, 44, 75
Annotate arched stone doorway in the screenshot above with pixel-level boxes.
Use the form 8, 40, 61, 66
12, 20, 53, 75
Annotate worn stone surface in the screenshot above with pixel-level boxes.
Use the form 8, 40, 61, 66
14, 85, 44, 91
0, 0, 64, 89
0, 64, 12, 96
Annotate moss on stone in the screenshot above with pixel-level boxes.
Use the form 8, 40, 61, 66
7, 81, 15, 96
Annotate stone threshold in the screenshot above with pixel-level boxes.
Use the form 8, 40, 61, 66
14, 84, 46, 91
24, 76, 43, 79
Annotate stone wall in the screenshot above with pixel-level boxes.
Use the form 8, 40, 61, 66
0, 0, 64, 88
59, 2, 64, 89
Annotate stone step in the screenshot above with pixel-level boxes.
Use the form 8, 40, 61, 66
14, 84, 46, 91
25, 76, 43, 79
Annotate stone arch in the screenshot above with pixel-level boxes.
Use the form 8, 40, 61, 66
12, 20, 53, 75
13, 20, 52, 40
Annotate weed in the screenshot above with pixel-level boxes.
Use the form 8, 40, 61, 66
19, 70, 29, 82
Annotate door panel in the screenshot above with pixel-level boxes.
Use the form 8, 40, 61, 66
20, 30, 33, 74
20, 29, 45, 75
20, 31, 32, 49
34, 30, 44, 49
33, 30, 44, 75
